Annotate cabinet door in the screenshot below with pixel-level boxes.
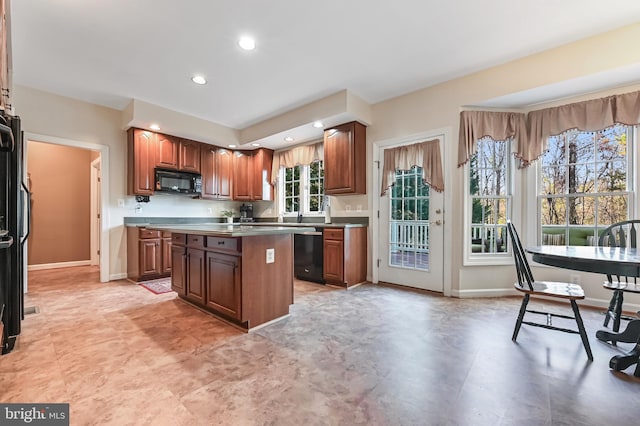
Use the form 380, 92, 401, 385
232, 151, 253, 200
171, 245, 186, 295
139, 239, 161, 276
128, 129, 156, 195
200, 146, 217, 199
156, 134, 178, 170
252, 148, 274, 201
201, 147, 233, 200
205, 252, 241, 320
324, 121, 366, 195
186, 248, 206, 304
179, 139, 201, 173
323, 238, 344, 283
162, 238, 172, 274
216, 149, 233, 199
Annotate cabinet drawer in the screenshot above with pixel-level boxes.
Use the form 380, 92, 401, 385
172, 233, 186, 245
139, 228, 161, 239
206, 236, 240, 253
323, 228, 344, 240
188, 234, 206, 249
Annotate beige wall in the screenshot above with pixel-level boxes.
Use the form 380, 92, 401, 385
27, 142, 92, 265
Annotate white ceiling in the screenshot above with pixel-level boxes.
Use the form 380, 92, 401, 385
10, 1, 640, 148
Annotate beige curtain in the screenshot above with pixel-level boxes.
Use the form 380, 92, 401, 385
526, 90, 640, 166
458, 111, 526, 167
381, 139, 444, 196
270, 142, 323, 184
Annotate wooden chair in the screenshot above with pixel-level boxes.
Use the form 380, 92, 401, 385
506, 221, 593, 361
598, 219, 640, 332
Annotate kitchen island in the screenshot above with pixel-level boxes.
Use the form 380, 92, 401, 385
147, 224, 314, 330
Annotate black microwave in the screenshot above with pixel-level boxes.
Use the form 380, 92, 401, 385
155, 169, 202, 195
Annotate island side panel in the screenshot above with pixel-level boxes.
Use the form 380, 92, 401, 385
241, 234, 294, 328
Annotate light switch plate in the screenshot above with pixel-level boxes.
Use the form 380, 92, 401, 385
266, 248, 275, 264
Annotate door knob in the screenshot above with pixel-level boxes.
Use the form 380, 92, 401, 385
431, 220, 443, 226
435, 209, 442, 214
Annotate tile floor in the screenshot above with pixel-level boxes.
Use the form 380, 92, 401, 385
1, 266, 640, 425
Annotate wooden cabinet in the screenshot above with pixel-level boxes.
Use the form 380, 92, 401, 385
126, 227, 172, 281
233, 151, 254, 200
179, 139, 201, 173
205, 251, 241, 320
170, 243, 186, 296
156, 134, 179, 170
185, 235, 206, 304
324, 121, 367, 195
127, 128, 156, 195
201, 146, 233, 200
323, 227, 367, 287
252, 148, 274, 201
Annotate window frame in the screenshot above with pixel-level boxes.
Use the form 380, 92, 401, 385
278, 160, 326, 217
532, 125, 636, 247
464, 137, 519, 266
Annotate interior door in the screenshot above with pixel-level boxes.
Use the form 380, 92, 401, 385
378, 152, 444, 292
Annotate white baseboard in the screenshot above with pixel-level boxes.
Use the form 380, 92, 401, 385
109, 273, 128, 281
452, 288, 519, 298
28, 260, 91, 271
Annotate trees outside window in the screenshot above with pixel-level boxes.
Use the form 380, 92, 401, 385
280, 161, 325, 215
538, 124, 632, 245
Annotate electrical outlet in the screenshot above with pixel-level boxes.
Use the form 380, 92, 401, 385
570, 274, 580, 285
266, 248, 275, 264
117, 199, 125, 208
135, 205, 142, 215
207, 208, 213, 214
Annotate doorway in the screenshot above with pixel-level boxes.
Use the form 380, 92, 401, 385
90, 157, 101, 266
24, 132, 110, 283
373, 129, 450, 294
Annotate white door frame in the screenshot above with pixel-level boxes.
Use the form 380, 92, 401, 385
371, 127, 453, 296
90, 157, 101, 266
24, 132, 110, 283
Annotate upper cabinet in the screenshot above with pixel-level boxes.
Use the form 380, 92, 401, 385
324, 121, 367, 195
179, 139, 201, 174
127, 127, 273, 199
128, 128, 156, 195
201, 146, 233, 200
232, 151, 254, 200
253, 148, 274, 201
156, 133, 179, 170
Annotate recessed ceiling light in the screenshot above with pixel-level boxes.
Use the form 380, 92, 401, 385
149, 123, 160, 131
228, 144, 237, 148
312, 121, 323, 128
191, 75, 207, 85
238, 36, 256, 51
284, 137, 294, 142
251, 143, 260, 147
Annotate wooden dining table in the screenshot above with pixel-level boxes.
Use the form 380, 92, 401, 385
526, 245, 640, 376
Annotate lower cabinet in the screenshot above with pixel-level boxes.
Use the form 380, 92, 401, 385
186, 248, 206, 305
127, 227, 172, 282
205, 252, 241, 320
323, 227, 367, 287
170, 244, 186, 296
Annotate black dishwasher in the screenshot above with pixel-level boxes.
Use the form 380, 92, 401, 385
294, 229, 324, 283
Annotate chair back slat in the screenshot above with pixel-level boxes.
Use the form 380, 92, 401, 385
598, 219, 640, 284
507, 221, 534, 291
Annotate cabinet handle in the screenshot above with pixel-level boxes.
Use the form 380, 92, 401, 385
218, 241, 224, 245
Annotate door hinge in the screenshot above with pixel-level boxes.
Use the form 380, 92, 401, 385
377, 259, 380, 267
97, 213, 100, 219
97, 249, 100, 255
377, 210, 380, 218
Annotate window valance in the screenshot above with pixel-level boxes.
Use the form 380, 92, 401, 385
458, 111, 526, 167
270, 142, 323, 184
381, 139, 444, 196
526, 90, 640, 165
459, 90, 640, 169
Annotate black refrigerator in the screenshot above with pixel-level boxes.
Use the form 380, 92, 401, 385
0, 110, 30, 355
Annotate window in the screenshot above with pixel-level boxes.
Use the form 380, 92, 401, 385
280, 161, 325, 215
538, 124, 633, 245
468, 137, 512, 256
389, 167, 430, 270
